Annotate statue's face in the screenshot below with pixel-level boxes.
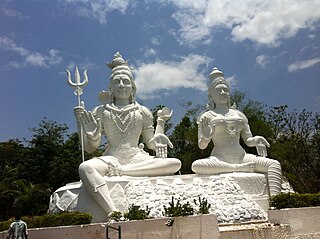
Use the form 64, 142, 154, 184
110, 73, 134, 101
211, 83, 230, 105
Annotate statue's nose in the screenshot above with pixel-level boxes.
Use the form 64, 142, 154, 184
119, 80, 124, 88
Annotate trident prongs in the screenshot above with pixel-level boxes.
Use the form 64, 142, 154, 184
67, 67, 88, 97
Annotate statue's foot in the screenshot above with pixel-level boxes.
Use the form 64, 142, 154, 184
236, 162, 255, 172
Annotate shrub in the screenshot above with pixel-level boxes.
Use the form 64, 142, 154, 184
270, 192, 320, 209
163, 197, 194, 217
0, 212, 92, 232
124, 205, 150, 221
109, 211, 123, 222
194, 196, 211, 214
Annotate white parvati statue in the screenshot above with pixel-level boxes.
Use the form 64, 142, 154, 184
74, 52, 181, 215
191, 67, 282, 196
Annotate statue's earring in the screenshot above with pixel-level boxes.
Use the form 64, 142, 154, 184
110, 92, 114, 104
208, 94, 216, 109
130, 92, 135, 104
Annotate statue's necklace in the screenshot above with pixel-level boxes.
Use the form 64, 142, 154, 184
110, 108, 136, 133
225, 123, 237, 137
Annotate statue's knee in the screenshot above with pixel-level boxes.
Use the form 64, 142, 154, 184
270, 160, 281, 170
79, 161, 95, 175
174, 159, 182, 169
191, 161, 202, 173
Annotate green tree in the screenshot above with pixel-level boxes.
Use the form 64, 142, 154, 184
267, 105, 320, 193
0, 179, 51, 220
0, 140, 25, 182
18, 119, 70, 188
169, 101, 210, 174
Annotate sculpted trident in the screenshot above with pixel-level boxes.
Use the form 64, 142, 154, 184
67, 67, 88, 162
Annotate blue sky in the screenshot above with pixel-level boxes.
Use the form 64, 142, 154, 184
0, 0, 319, 142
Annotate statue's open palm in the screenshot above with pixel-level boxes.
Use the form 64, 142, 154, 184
152, 134, 173, 158
80, 110, 101, 140
200, 116, 215, 140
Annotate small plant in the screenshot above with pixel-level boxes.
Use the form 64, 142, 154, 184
194, 196, 211, 214
163, 197, 194, 217
124, 204, 150, 221
109, 211, 123, 222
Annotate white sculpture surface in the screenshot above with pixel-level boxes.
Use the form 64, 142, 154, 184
73, 52, 181, 216
191, 67, 282, 196
49, 174, 268, 223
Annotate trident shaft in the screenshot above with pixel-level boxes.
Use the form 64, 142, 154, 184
67, 67, 88, 162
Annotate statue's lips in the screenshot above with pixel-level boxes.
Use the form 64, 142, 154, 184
116, 89, 130, 94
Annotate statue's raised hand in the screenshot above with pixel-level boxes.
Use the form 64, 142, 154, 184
200, 116, 215, 140
150, 134, 173, 158
73, 101, 85, 122
252, 136, 270, 157
80, 110, 101, 141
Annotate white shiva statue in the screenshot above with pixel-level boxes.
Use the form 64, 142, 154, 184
191, 67, 282, 196
74, 52, 181, 215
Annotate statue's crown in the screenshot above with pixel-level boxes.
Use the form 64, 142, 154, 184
208, 67, 229, 89
107, 51, 134, 81
209, 67, 223, 80
107, 52, 128, 69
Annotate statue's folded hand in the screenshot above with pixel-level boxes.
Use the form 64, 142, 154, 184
73, 101, 85, 121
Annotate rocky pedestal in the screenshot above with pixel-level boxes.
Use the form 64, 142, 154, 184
49, 173, 269, 223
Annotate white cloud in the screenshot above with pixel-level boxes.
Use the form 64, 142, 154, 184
225, 75, 237, 90
61, 0, 132, 24
66, 56, 98, 72
151, 37, 161, 46
144, 48, 157, 58
307, 34, 316, 40
288, 57, 320, 72
134, 54, 211, 99
256, 54, 270, 68
1, 7, 27, 19
0, 36, 62, 69
163, 0, 320, 47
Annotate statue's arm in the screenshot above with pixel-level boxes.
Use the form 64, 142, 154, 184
139, 106, 156, 149
240, 116, 270, 157
141, 106, 173, 157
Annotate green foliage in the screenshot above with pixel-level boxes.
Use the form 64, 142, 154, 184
124, 204, 150, 221
267, 105, 320, 193
163, 197, 194, 217
19, 119, 81, 189
0, 220, 12, 233
169, 101, 210, 174
193, 196, 211, 214
270, 192, 320, 209
0, 212, 92, 232
109, 211, 123, 222
0, 179, 51, 221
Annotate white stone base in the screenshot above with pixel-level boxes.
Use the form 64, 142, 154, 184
49, 173, 270, 223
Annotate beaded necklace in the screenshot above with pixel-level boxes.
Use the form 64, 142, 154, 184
107, 104, 138, 133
